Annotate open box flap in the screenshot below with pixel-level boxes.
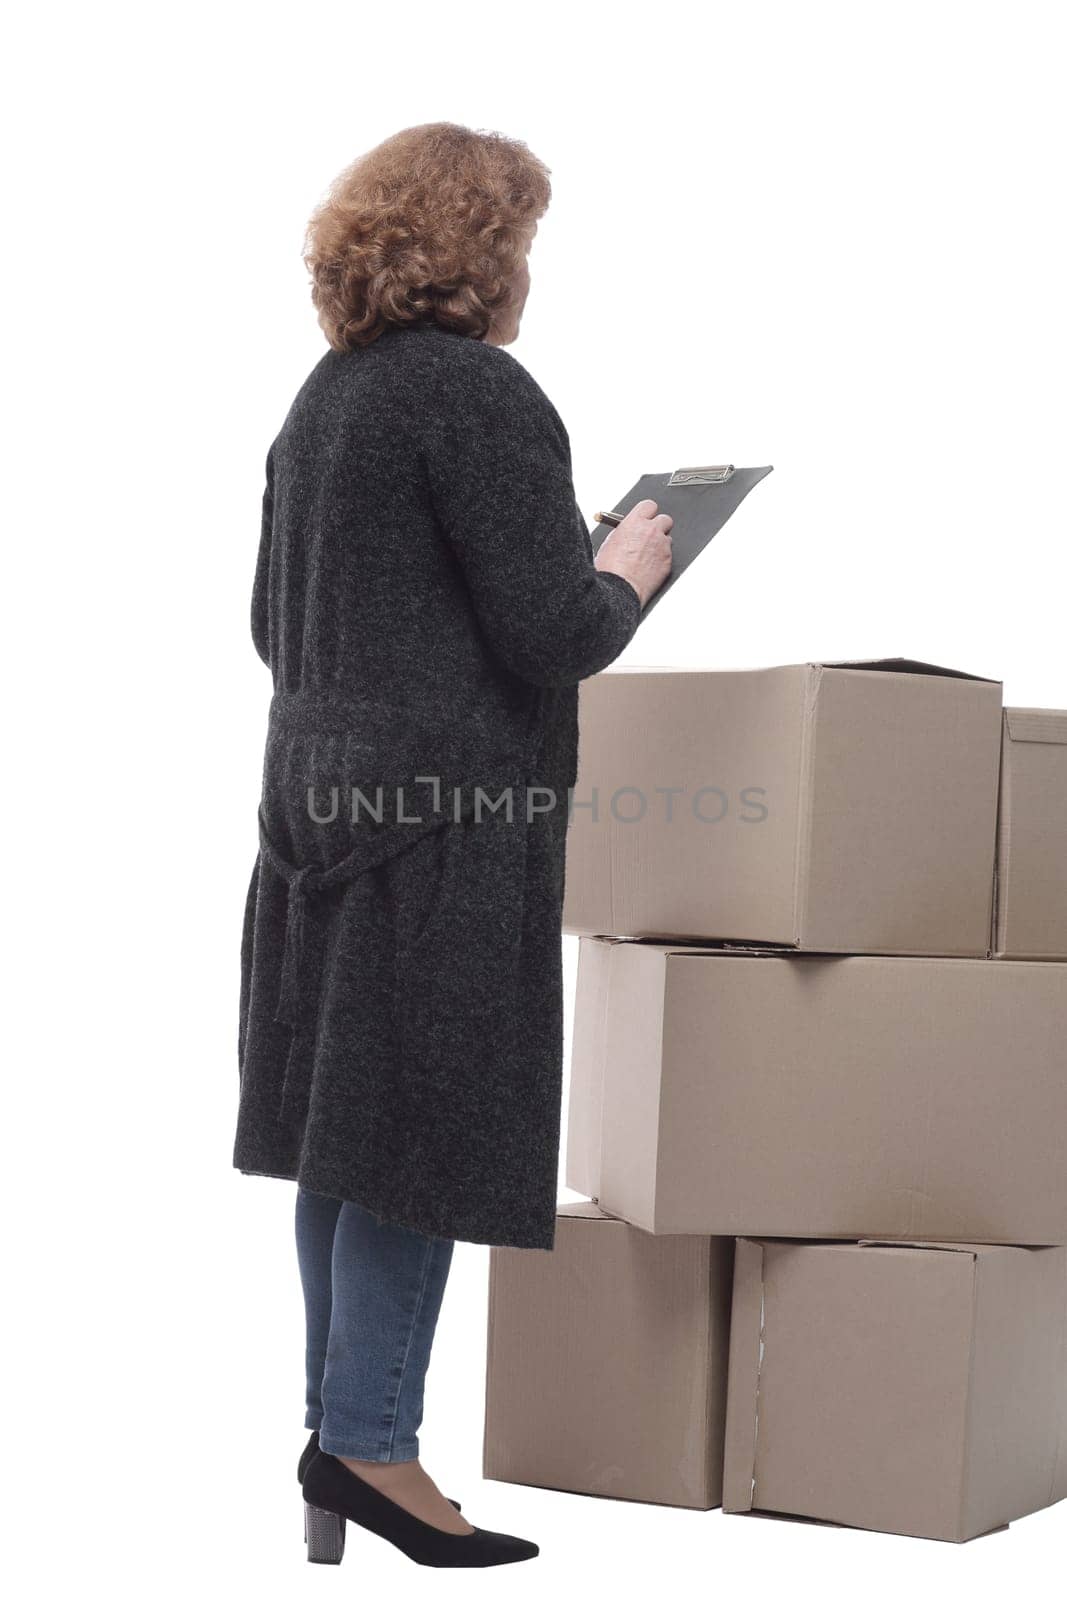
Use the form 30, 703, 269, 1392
820, 657, 1000, 683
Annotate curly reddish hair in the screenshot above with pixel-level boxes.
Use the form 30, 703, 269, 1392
303, 122, 552, 351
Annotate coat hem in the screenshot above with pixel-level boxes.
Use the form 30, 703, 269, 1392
233, 1161, 557, 1251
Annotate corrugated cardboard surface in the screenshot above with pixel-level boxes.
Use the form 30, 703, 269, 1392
723, 1239, 1067, 1542
564, 938, 612, 1201
963, 1244, 1067, 1538
995, 707, 1067, 960
799, 666, 1001, 953
566, 666, 806, 943
573, 940, 1067, 1243
483, 1205, 734, 1508
564, 660, 1002, 955
569, 941, 693, 1221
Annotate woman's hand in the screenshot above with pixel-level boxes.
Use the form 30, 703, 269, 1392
594, 499, 673, 608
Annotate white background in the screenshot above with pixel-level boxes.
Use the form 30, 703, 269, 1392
6, 1, 1065, 1596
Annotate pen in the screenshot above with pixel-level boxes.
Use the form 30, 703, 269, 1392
594, 510, 623, 528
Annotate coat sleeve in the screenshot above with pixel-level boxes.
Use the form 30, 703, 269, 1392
422, 348, 642, 688
251, 445, 274, 668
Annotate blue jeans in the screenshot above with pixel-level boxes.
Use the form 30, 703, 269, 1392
294, 1186, 455, 1462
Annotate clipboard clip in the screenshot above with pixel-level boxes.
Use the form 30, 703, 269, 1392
667, 464, 735, 486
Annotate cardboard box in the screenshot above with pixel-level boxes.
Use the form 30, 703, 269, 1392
483, 1202, 733, 1508
995, 707, 1067, 960
566, 938, 613, 1202
723, 1238, 1067, 1542
568, 938, 1067, 1243
564, 659, 1003, 955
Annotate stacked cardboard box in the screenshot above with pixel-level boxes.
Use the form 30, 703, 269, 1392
485, 660, 1067, 1542
994, 708, 1067, 959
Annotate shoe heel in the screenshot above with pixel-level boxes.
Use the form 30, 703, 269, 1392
304, 1502, 346, 1564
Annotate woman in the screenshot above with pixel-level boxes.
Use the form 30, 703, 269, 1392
234, 122, 672, 1568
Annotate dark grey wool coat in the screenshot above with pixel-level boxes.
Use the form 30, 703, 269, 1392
233, 321, 641, 1249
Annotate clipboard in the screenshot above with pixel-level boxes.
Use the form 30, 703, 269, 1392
592, 463, 773, 616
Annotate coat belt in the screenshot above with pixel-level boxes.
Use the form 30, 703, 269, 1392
256, 704, 550, 1124
257, 806, 451, 1120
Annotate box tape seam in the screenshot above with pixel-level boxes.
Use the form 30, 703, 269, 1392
750, 1243, 768, 1509
593, 942, 612, 1206
992, 737, 1013, 951
1047, 1251, 1067, 1508
792, 667, 822, 946
702, 1245, 715, 1505
991, 713, 1011, 947
956, 1255, 981, 1542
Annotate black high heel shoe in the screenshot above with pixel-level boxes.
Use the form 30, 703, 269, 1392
301, 1449, 538, 1568
297, 1431, 461, 1511
296, 1431, 319, 1485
